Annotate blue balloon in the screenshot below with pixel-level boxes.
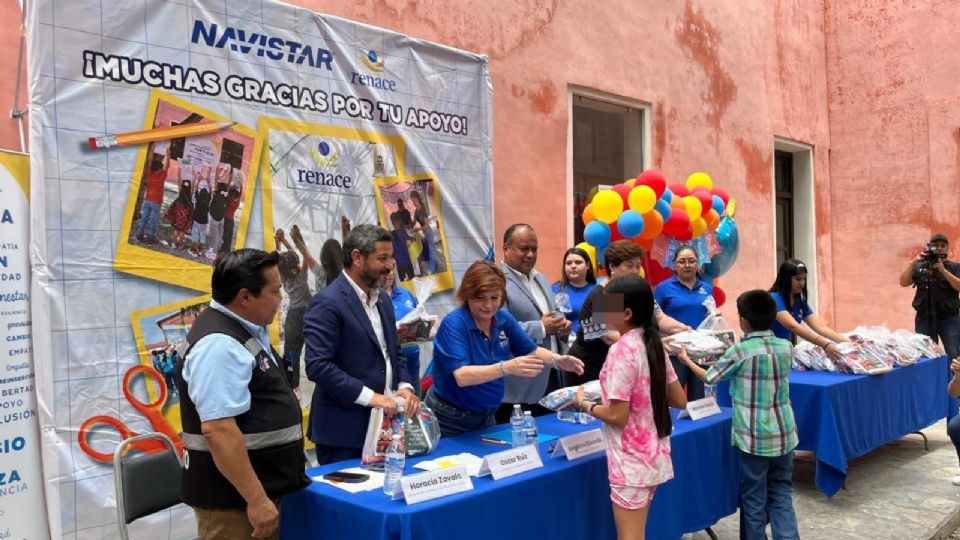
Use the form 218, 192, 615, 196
701, 216, 739, 278
661, 188, 673, 204
584, 221, 612, 248
654, 199, 672, 222
711, 195, 725, 216
617, 210, 645, 238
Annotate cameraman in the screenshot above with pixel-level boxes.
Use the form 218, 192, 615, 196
900, 233, 960, 359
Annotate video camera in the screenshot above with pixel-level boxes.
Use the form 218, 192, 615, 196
921, 242, 948, 264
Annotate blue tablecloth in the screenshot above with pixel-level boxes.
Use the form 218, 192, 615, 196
717, 355, 957, 497
281, 408, 739, 540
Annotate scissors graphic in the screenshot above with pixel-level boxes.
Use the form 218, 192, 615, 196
78, 365, 183, 463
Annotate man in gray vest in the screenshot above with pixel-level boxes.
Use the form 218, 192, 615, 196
176, 249, 308, 540
497, 223, 571, 422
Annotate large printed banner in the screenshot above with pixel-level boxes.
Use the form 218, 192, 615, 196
27, 1, 492, 537
0, 150, 49, 539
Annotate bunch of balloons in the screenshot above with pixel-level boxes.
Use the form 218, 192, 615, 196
577, 170, 739, 304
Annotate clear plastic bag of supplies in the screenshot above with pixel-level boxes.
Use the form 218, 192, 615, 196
362, 396, 406, 465
539, 380, 602, 411
396, 276, 440, 347
696, 302, 737, 351
404, 404, 442, 457
664, 331, 727, 364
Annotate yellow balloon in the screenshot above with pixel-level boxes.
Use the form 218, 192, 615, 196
726, 197, 737, 217
628, 186, 657, 214
682, 195, 703, 219
575, 241, 598, 273
592, 190, 624, 224
639, 266, 645, 278
691, 217, 707, 238
686, 172, 714, 191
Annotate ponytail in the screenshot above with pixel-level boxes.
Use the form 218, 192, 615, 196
642, 321, 672, 438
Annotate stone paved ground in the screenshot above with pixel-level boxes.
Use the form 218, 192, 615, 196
684, 418, 960, 540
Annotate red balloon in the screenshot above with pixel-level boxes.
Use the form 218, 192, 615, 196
676, 225, 693, 242
612, 183, 633, 207
669, 183, 690, 198
662, 208, 690, 237
713, 286, 726, 307
635, 170, 667, 199
712, 187, 730, 206
692, 189, 713, 217
642, 254, 675, 287
609, 222, 624, 243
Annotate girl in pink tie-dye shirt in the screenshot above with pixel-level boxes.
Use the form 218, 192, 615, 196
574, 275, 687, 540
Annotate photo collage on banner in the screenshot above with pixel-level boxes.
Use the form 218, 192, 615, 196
26, 0, 493, 537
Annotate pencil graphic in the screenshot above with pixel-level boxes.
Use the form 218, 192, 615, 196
87, 120, 236, 150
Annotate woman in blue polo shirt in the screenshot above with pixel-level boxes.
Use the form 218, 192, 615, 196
383, 267, 422, 395
654, 244, 713, 400
769, 258, 849, 360
551, 247, 598, 336
426, 260, 584, 436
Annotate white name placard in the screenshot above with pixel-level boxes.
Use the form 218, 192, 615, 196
478, 444, 543, 480
400, 464, 474, 505
685, 396, 722, 420
552, 429, 606, 460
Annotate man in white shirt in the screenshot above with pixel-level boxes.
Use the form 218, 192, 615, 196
303, 225, 420, 464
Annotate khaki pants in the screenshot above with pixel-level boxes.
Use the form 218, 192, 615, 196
194, 502, 280, 540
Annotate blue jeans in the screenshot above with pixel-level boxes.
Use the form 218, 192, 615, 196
738, 449, 800, 540
424, 389, 495, 438
137, 200, 160, 238
915, 314, 960, 360
948, 415, 960, 467
671, 356, 705, 400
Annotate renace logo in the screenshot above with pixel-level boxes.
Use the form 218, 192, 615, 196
191, 20, 334, 71
351, 50, 398, 92
296, 142, 352, 190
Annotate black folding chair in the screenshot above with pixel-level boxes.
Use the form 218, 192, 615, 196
112, 432, 185, 540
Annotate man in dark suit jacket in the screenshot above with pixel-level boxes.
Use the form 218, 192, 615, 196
304, 224, 420, 464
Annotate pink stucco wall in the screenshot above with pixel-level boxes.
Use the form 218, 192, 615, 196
3, 0, 954, 329
825, 1, 960, 331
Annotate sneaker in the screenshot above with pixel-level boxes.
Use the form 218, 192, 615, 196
204, 248, 217, 260
952, 475, 960, 486
135, 233, 144, 242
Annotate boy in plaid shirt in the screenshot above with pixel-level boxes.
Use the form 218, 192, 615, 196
679, 289, 799, 540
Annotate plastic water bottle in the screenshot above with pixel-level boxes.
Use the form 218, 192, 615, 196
383, 434, 405, 497
522, 411, 538, 446
510, 404, 525, 447
704, 384, 716, 400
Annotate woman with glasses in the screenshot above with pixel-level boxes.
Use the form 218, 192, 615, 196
568, 241, 688, 386
654, 244, 714, 400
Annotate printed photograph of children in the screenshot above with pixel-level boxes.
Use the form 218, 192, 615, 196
115, 91, 260, 292
375, 174, 454, 291
130, 296, 212, 429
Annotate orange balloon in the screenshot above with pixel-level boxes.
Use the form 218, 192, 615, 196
582, 203, 596, 224
639, 210, 664, 239
704, 209, 720, 230
670, 197, 686, 210
624, 178, 637, 188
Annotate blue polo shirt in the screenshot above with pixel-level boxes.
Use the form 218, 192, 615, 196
770, 291, 813, 340
431, 307, 537, 412
654, 276, 714, 329
390, 286, 420, 369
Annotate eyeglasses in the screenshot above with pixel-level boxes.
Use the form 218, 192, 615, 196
676, 259, 698, 266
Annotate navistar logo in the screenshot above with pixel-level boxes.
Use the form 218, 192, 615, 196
191, 20, 334, 71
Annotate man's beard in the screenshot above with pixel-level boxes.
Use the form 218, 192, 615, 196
360, 263, 385, 289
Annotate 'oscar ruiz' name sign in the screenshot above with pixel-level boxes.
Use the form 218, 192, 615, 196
478, 444, 543, 480
400, 465, 473, 505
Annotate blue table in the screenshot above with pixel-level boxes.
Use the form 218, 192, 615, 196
717, 355, 957, 497
281, 409, 739, 540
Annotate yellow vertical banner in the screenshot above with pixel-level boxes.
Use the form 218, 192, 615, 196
0, 149, 50, 540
